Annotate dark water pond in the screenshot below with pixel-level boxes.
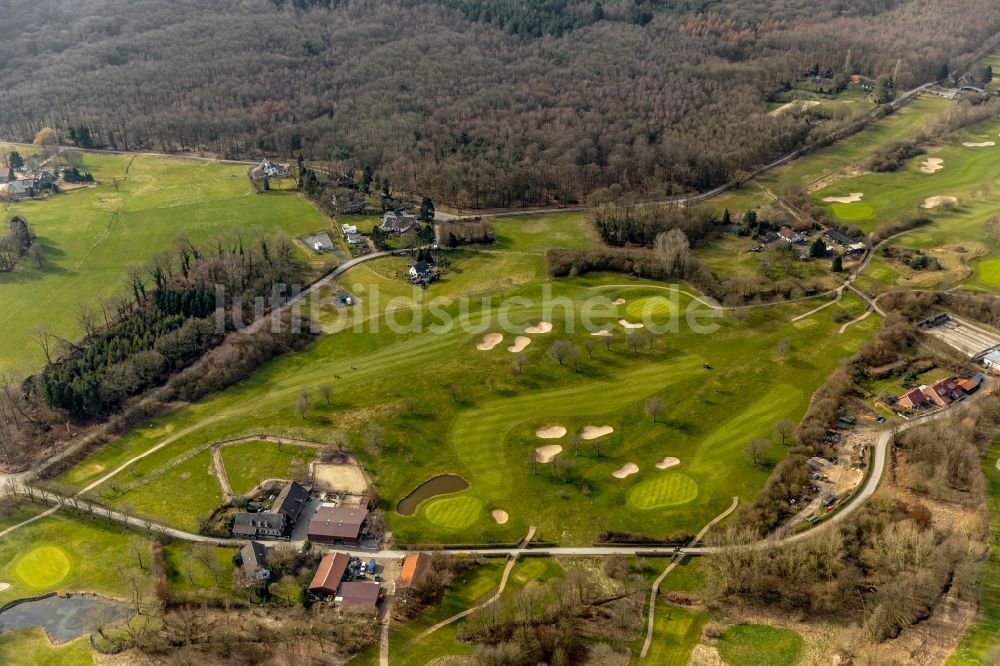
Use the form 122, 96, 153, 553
0, 594, 134, 643
396, 474, 470, 516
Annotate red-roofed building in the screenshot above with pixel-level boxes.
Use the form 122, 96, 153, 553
922, 377, 966, 407
898, 388, 928, 410
307, 506, 369, 546
397, 552, 432, 594
309, 552, 351, 597
338, 581, 382, 613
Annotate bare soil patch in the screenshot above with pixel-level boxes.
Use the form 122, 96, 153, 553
921, 195, 957, 209
524, 321, 553, 334
612, 462, 639, 479
535, 445, 563, 463
476, 333, 503, 351
312, 462, 368, 494
580, 425, 614, 440
822, 192, 864, 203
535, 425, 567, 439
507, 336, 531, 353
655, 456, 680, 469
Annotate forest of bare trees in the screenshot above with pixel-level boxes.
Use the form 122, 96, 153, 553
1, 0, 999, 207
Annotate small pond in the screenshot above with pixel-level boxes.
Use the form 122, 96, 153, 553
0, 594, 134, 643
396, 474, 470, 516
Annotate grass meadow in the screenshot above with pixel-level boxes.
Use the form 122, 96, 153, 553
0, 147, 327, 373
220, 440, 316, 497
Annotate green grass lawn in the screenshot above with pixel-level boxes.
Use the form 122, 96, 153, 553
0, 627, 93, 666
162, 542, 248, 606
490, 212, 595, 253
947, 436, 1000, 665
717, 623, 804, 666
642, 604, 708, 666
0, 511, 152, 607
220, 440, 316, 496
0, 149, 328, 373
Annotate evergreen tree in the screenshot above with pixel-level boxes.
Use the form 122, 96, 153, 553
419, 196, 435, 222
361, 166, 373, 194
722, 208, 732, 225
809, 237, 827, 258
832, 255, 843, 272
8, 151, 23, 170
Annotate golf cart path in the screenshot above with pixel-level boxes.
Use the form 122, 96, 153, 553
411, 526, 537, 644
640, 496, 739, 660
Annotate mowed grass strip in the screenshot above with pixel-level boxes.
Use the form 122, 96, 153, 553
624, 295, 679, 320
717, 624, 805, 666
423, 495, 484, 529
628, 473, 699, 510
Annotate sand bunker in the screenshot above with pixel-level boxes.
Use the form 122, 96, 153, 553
536, 425, 567, 439
822, 192, 864, 204
0, 582, 9, 593
591, 330, 613, 337
612, 463, 639, 479
655, 456, 680, 470
919, 157, 944, 173
535, 444, 563, 463
963, 141, 995, 147
613, 298, 626, 306
507, 336, 531, 353
476, 333, 503, 351
492, 509, 509, 524
525, 322, 553, 334
921, 196, 958, 209
619, 320, 644, 329
580, 425, 614, 440
995, 457, 1000, 471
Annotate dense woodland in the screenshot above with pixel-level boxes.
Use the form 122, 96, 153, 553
1, 0, 999, 207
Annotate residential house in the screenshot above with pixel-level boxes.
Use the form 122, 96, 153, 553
272, 481, 309, 525
956, 374, 984, 393
308, 551, 351, 597
233, 512, 286, 539
341, 224, 358, 236
983, 350, 1000, 371
381, 211, 416, 234
338, 581, 382, 613
240, 541, 271, 582
346, 233, 364, 245
897, 388, 928, 410
249, 158, 290, 181
408, 261, 432, 279
778, 227, 804, 243
397, 552, 431, 595
307, 506, 369, 546
922, 377, 966, 407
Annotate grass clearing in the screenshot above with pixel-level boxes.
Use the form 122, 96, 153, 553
490, 212, 595, 253
0, 149, 327, 373
717, 623, 804, 666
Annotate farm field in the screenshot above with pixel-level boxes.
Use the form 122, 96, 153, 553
50, 239, 878, 542
0, 147, 327, 373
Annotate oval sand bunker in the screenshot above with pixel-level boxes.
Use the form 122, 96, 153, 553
619, 320, 644, 329
507, 336, 531, 353
536, 425, 567, 439
655, 456, 680, 469
921, 196, 957, 209
492, 509, 509, 524
525, 322, 553, 334
580, 425, 613, 440
613, 298, 626, 305
822, 192, 863, 204
612, 462, 639, 479
591, 329, 613, 337
477, 333, 503, 351
535, 445, 563, 463
919, 157, 943, 173
963, 141, 995, 147
0, 582, 9, 593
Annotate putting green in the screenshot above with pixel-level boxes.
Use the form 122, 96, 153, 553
625, 296, 678, 320
977, 259, 1000, 286
829, 202, 875, 221
423, 495, 483, 529
14, 545, 72, 587
628, 473, 699, 510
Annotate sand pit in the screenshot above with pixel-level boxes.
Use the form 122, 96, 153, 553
0, 582, 9, 593
536, 425, 567, 439
613, 298, 626, 305
492, 509, 509, 524
921, 196, 958, 209
612, 463, 639, 479
591, 329, 613, 337
525, 321, 553, 334
963, 141, 995, 147
995, 457, 1000, 471
919, 157, 944, 173
507, 336, 531, 353
655, 456, 680, 470
535, 444, 563, 463
476, 333, 503, 351
822, 192, 864, 204
619, 320, 644, 329
580, 425, 614, 440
